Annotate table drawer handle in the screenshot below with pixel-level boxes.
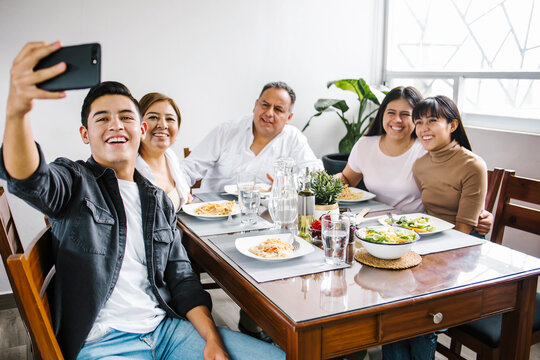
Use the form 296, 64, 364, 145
430, 312, 443, 324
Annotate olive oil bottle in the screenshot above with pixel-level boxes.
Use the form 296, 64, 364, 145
297, 168, 315, 242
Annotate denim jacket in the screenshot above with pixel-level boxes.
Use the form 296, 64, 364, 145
0, 144, 211, 360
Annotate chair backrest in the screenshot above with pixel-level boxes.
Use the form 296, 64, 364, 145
0, 186, 24, 265
7, 226, 63, 359
490, 170, 540, 245
485, 168, 504, 213
184, 147, 191, 158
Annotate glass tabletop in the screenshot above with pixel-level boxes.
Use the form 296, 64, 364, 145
200, 234, 540, 323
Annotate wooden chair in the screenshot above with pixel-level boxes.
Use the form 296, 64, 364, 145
437, 170, 540, 360
5, 225, 63, 359
0, 187, 61, 360
183, 147, 202, 189
485, 168, 504, 213
0, 186, 23, 265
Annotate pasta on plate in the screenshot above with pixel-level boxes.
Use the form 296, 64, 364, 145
339, 186, 364, 201
195, 201, 235, 216
249, 238, 294, 258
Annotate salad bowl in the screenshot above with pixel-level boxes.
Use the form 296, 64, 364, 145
355, 226, 419, 260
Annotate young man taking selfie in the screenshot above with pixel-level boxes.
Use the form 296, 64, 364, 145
0, 41, 285, 360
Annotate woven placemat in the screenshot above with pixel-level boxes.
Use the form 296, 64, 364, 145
354, 248, 421, 269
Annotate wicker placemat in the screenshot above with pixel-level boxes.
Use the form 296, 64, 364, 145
354, 248, 421, 269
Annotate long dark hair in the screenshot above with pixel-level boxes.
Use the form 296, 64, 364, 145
412, 95, 472, 151
365, 86, 423, 137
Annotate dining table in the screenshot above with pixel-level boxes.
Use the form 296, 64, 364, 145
177, 194, 540, 359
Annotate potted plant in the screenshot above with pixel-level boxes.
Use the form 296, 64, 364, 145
310, 170, 343, 220
302, 78, 387, 174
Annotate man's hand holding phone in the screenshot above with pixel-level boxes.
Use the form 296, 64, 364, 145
7, 41, 67, 122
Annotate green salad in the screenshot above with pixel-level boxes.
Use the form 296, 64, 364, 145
358, 227, 417, 244
386, 216, 436, 233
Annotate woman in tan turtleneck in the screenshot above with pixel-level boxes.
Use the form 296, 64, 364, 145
412, 95, 487, 235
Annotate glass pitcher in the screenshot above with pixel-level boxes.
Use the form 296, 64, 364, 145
268, 157, 298, 230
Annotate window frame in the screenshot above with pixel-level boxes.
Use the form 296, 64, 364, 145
382, 0, 540, 135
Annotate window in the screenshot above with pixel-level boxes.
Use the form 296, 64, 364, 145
383, 0, 540, 134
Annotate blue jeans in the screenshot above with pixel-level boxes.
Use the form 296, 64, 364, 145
381, 333, 437, 360
77, 317, 285, 360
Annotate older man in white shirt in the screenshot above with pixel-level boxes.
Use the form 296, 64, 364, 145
180, 82, 321, 343
180, 82, 322, 192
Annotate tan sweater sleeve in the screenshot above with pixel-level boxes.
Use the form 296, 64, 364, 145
455, 157, 487, 226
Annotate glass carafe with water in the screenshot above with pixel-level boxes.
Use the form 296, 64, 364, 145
268, 157, 298, 229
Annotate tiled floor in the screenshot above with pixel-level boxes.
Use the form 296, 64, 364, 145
1, 284, 539, 359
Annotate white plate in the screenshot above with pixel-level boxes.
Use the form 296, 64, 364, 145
378, 213, 455, 236
182, 200, 240, 220
224, 183, 272, 198
338, 188, 376, 203
235, 234, 314, 262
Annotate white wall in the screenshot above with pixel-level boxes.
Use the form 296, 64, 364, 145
0, 0, 381, 292
1, 1, 538, 295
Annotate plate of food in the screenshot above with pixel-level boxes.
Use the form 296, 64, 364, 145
223, 183, 272, 198
182, 200, 240, 220
235, 234, 314, 262
338, 186, 376, 203
378, 213, 454, 235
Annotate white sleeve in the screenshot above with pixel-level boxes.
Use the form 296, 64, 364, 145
179, 124, 226, 186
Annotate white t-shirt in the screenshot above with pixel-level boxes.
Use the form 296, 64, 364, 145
86, 180, 165, 342
180, 114, 323, 192
348, 135, 426, 213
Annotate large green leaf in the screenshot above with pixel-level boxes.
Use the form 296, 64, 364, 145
327, 79, 363, 99
314, 98, 349, 113
371, 87, 387, 105
357, 79, 384, 105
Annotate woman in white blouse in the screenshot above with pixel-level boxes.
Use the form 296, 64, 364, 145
136, 92, 191, 212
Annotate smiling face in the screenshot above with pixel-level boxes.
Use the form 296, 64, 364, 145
141, 100, 179, 153
252, 88, 293, 139
382, 98, 415, 142
414, 114, 457, 152
79, 94, 146, 178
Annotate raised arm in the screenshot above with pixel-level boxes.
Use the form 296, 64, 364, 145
3, 41, 66, 179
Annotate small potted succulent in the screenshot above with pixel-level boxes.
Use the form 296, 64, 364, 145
310, 170, 343, 220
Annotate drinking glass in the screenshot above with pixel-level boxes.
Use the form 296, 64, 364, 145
321, 214, 350, 265
237, 174, 260, 226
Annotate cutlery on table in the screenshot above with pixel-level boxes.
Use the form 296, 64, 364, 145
355, 207, 370, 225
290, 234, 300, 250
386, 212, 395, 225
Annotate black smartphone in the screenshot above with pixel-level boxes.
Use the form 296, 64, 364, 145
34, 43, 101, 91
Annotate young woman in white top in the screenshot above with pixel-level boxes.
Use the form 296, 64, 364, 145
136, 93, 191, 212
